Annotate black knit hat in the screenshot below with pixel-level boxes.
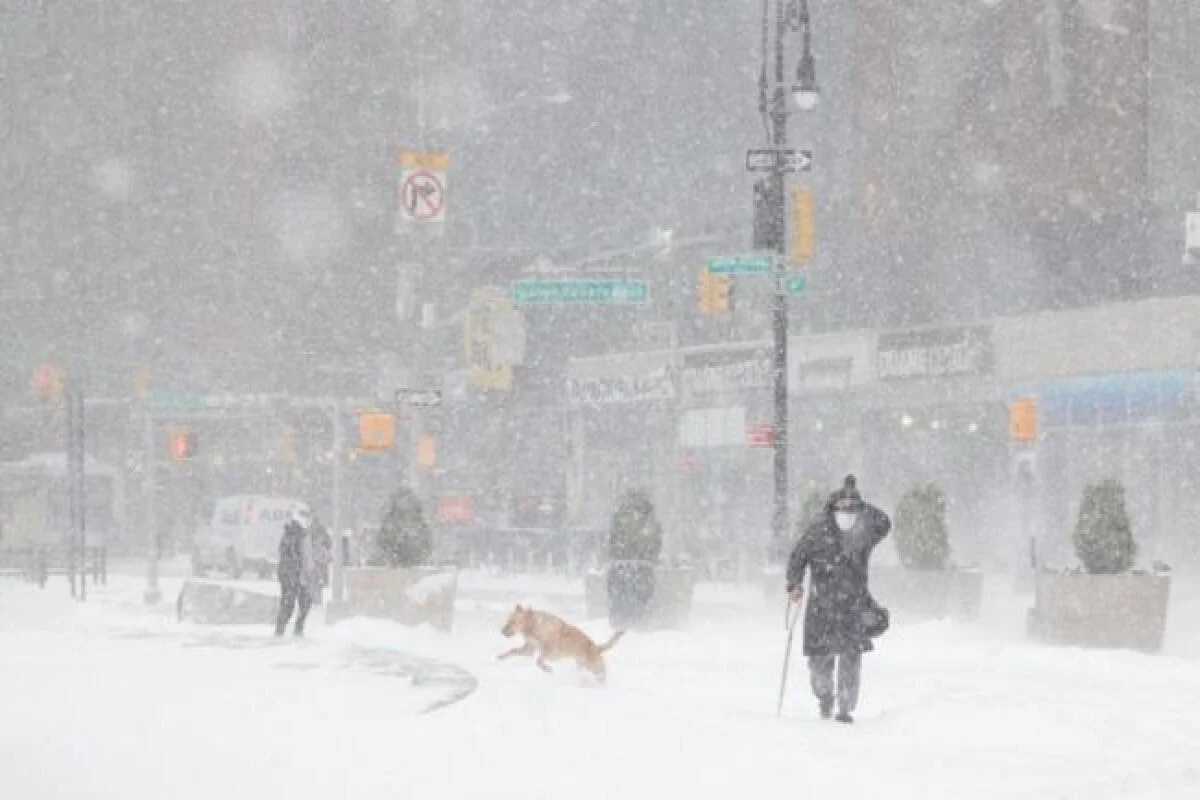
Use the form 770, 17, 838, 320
829, 475, 863, 510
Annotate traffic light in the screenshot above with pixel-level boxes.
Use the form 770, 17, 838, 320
753, 178, 784, 251
169, 428, 197, 461
712, 273, 731, 313
417, 434, 437, 470
30, 363, 64, 404
132, 366, 151, 400
790, 186, 815, 264
698, 268, 732, 315
1009, 398, 1038, 443
278, 423, 297, 464
358, 412, 396, 451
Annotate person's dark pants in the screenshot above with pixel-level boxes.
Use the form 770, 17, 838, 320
808, 652, 862, 713
276, 581, 312, 636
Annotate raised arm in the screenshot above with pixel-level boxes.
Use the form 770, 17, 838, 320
864, 504, 891, 547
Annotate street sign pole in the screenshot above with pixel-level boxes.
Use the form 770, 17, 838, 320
330, 399, 345, 609
143, 409, 160, 605
768, 0, 790, 569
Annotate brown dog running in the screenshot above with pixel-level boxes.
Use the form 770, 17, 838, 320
498, 604, 625, 683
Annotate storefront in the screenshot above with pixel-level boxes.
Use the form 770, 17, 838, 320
998, 295, 1200, 570
856, 324, 1008, 567
563, 349, 676, 535
563, 293, 1200, 574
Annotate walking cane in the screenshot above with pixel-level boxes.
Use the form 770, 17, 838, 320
776, 595, 801, 717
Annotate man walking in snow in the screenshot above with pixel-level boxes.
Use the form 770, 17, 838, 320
275, 505, 315, 637
786, 475, 890, 723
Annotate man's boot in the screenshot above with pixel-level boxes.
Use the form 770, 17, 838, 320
819, 696, 833, 720
835, 710, 854, 724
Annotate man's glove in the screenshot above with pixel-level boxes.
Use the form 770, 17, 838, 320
787, 585, 804, 604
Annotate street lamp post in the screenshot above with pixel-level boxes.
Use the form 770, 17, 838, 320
759, 0, 819, 557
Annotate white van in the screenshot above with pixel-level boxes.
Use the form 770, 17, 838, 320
192, 495, 310, 579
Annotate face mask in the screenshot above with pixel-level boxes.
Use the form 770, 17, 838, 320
834, 511, 858, 532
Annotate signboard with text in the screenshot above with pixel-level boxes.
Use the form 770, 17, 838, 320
876, 325, 993, 381
682, 347, 772, 397
565, 367, 675, 406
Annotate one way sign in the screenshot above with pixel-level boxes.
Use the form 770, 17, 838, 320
394, 388, 442, 408
746, 148, 813, 173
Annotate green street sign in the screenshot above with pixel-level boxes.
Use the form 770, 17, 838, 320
511, 279, 648, 306
785, 273, 807, 296
708, 255, 773, 275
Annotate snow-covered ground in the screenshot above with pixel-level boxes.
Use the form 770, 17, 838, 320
3, 566, 1200, 800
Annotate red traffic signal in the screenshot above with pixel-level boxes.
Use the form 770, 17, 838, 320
169, 429, 198, 461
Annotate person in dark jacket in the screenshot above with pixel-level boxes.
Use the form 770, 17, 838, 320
786, 475, 890, 723
275, 505, 315, 636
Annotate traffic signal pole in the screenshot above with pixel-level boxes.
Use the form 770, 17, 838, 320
143, 410, 161, 604
330, 399, 346, 607
769, 0, 790, 563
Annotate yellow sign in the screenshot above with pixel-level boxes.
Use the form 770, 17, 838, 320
463, 287, 514, 391
697, 268, 731, 315
790, 186, 815, 264
358, 412, 396, 451
399, 151, 450, 171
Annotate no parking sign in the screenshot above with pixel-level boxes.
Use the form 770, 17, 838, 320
397, 151, 448, 228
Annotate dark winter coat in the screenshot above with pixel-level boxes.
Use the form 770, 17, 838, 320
277, 521, 311, 587
786, 502, 891, 656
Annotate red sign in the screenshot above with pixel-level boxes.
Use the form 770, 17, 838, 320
437, 495, 475, 524
746, 423, 775, 448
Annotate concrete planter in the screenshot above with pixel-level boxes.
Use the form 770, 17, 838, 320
869, 565, 984, 623
583, 566, 695, 630
177, 580, 279, 625
338, 566, 457, 633
1027, 570, 1171, 653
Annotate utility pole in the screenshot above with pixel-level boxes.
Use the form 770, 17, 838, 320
67, 384, 86, 599
757, 0, 819, 558
144, 410, 161, 605
330, 399, 345, 607
768, 0, 791, 564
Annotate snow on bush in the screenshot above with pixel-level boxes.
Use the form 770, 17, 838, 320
375, 486, 433, 568
893, 484, 951, 570
1072, 479, 1136, 574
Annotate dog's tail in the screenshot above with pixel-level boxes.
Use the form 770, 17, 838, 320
598, 630, 626, 653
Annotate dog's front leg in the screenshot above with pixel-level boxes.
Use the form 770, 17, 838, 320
498, 640, 536, 660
